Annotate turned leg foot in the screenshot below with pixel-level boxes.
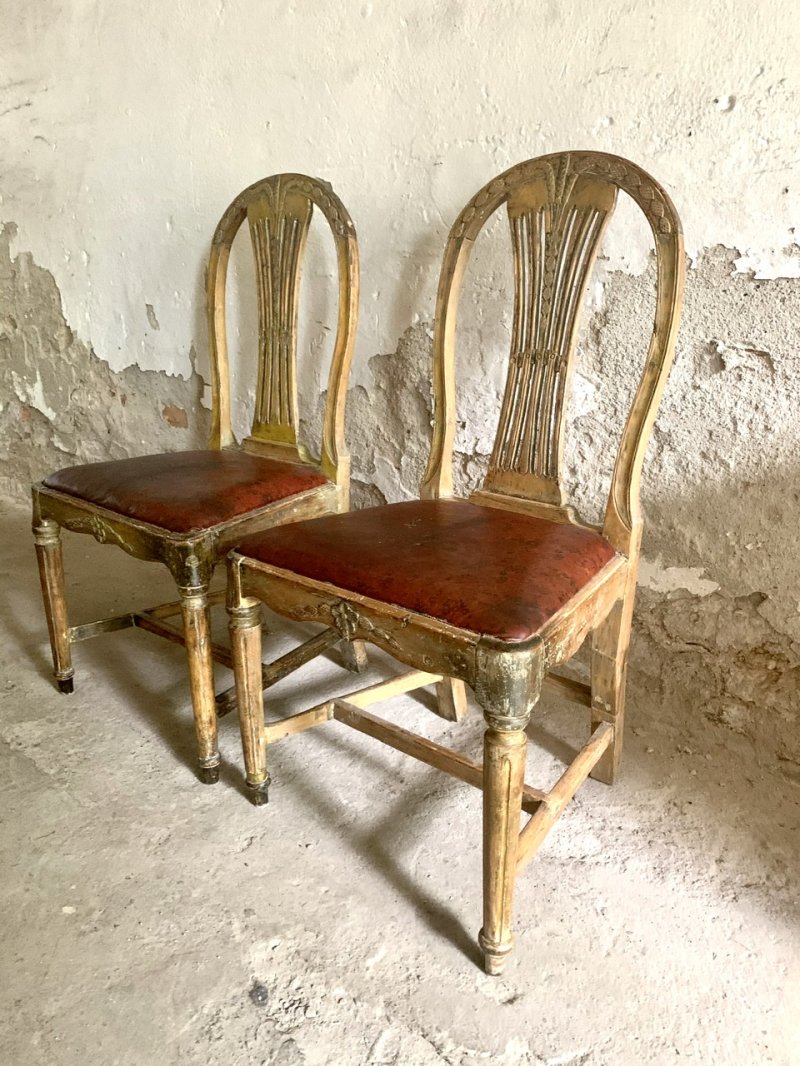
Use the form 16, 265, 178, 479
197, 762, 220, 785
246, 775, 271, 806
478, 929, 514, 976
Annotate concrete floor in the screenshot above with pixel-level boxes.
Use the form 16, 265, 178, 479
1, 496, 798, 1066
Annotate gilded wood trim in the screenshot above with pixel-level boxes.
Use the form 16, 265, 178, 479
33, 480, 337, 585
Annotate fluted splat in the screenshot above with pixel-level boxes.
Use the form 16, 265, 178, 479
247, 181, 313, 439
487, 173, 616, 500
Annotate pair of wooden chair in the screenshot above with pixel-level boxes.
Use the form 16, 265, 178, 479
32, 152, 684, 973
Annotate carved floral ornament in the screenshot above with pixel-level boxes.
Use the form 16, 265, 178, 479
212, 176, 353, 248
453, 153, 674, 240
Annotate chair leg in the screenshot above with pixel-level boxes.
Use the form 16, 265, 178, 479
228, 597, 269, 806
179, 583, 220, 784
479, 726, 527, 976
340, 638, 368, 673
590, 596, 633, 785
33, 518, 74, 693
436, 677, 468, 721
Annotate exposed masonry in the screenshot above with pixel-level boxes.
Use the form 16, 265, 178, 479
0, 223, 209, 498
2, 230, 799, 771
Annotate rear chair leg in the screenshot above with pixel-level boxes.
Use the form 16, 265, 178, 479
340, 638, 368, 673
179, 584, 220, 784
436, 677, 468, 722
228, 597, 269, 806
33, 518, 74, 693
479, 726, 527, 976
590, 596, 633, 785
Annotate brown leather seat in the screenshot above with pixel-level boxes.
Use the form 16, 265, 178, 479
237, 499, 618, 643
44, 450, 329, 535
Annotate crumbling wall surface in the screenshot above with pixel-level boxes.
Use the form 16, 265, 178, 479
0, 223, 209, 498
334, 247, 800, 772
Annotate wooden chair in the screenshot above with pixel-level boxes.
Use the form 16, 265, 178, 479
31, 173, 364, 785
225, 151, 685, 973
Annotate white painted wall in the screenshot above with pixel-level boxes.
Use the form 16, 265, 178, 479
2, 0, 798, 392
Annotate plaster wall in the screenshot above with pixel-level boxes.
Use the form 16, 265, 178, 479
2, 1, 800, 766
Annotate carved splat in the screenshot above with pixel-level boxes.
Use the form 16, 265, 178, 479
247, 183, 313, 444
206, 173, 359, 492
486, 167, 616, 503
421, 151, 684, 554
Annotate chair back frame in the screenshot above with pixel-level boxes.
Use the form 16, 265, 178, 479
420, 150, 685, 556
206, 173, 359, 496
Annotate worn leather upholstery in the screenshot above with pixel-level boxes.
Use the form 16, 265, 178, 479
44, 450, 329, 534
238, 499, 618, 643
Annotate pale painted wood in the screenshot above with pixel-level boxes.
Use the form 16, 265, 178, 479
180, 585, 220, 782
229, 598, 269, 803
265, 703, 334, 744
479, 728, 527, 976
227, 152, 685, 973
32, 173, 361, 783
206, 173, 359, 497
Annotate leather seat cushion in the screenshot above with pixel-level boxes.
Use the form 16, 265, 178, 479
43, 450, 329, 534
237, 498, 618, 642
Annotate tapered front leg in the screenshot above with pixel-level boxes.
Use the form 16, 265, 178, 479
179, 583, 220, 784
33, 518, 74, 693
479, 726, 527, 975
228, 596, 269, 806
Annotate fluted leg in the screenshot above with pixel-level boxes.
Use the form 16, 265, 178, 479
179, 583, 220, 784
590, 594, 633, 785
436, 677, 468, 721
479, 726, 527, 975
33, 518, 74, 693
228, 596, 269, 805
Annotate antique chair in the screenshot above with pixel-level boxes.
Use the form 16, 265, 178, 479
225, 151, 685, 973
31, 173, 367, 785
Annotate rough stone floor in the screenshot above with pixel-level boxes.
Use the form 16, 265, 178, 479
0, 496, 798, 1066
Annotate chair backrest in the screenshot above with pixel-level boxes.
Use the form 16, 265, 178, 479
206, 174, 359, 491
420, 151, 685, 555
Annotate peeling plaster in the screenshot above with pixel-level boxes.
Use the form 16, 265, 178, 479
638, 559, 720, 597
0, 224, 209, 498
